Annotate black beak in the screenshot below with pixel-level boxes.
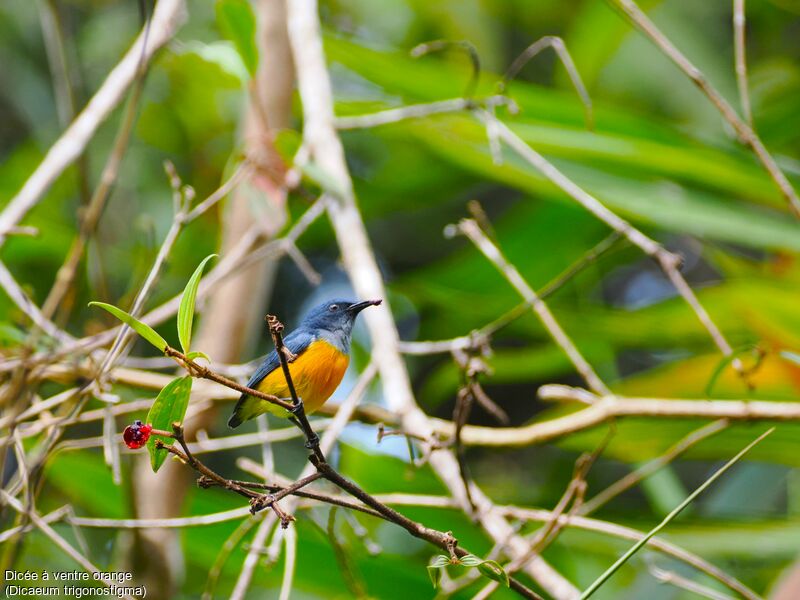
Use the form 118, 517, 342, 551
348, 299, 382, 314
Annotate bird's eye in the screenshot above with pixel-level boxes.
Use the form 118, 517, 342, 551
329, 304, 339, 312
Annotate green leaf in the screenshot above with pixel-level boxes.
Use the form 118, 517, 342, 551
186, 350, 211, 362
180, 41, 249, 83
426, 566, 442, 589
146, 376, 193, 472
477, 560, 510, 587
88, 302, 167, 352
0, 322, 26, 345
459, 554, 483, 567
215, 0, 257, 77
178, 254, 217, 354
429, 555, 450, 568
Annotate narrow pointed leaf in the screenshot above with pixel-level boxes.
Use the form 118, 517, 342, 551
145, 376, 193, 472
89, 302, 167, 352
178, 254, 217, 353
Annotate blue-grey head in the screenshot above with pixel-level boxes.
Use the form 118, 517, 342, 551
301, 298, 381, 351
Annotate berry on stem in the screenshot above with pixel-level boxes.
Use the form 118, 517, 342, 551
123, 420, 153, 449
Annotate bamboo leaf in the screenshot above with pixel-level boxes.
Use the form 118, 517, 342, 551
88, 302, 167, 352
178, 254, 217, 354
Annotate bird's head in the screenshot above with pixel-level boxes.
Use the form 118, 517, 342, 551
301, 298, 382, 337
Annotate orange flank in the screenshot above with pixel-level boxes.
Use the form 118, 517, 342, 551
256, 339, 350, 416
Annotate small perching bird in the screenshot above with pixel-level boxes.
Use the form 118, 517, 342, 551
227, 298, 381, 428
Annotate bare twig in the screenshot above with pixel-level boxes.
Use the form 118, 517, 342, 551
474, 110, 747, 381
0, 197, 326, 375
0, 261, 74, 344
398, 231, 622, 357
501, 35, 594, 130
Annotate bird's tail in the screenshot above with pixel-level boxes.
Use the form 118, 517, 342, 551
227, 393, 250, 428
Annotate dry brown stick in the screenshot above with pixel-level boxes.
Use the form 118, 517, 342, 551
265, 314, 324, 462
163, 346, 293, 412
609, 0, 800, 218
443, 384, 800, 447
21, 364, 800, 451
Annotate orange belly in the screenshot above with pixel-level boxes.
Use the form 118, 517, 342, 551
257, 340, 349, 416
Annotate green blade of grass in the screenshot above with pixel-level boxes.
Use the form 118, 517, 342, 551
580, 427, 775, 599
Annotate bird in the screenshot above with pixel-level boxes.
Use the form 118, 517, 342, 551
227, 298, 381, 429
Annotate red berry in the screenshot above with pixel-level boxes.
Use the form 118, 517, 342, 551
123, 420, 152, 449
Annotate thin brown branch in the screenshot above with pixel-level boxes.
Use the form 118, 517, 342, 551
266, 314, 325, 462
